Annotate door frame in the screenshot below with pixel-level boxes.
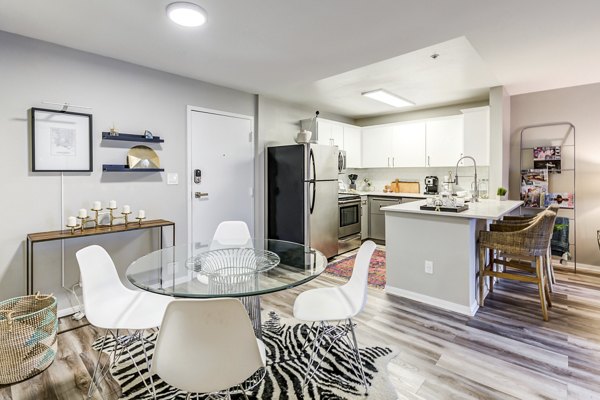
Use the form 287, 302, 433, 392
186, 105, 255, 246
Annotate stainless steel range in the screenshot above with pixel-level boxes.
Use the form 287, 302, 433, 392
338, 193, 362, 254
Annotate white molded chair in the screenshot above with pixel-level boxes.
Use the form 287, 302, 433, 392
293, 240, 377, 393
211, 221, 252, 249
75, 245, 172, 398
151, 298, 266, 399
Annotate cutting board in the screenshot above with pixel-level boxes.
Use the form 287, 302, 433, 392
392, 181, 420, 193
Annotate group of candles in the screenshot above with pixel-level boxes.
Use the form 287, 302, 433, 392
66, 200, 146, 227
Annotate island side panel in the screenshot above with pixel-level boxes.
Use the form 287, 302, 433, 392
385, 211, 486, 315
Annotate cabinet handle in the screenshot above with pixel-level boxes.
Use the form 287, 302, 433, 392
427, 156, 430, 167
392, 157, 395, 167
387, 157, 390, 167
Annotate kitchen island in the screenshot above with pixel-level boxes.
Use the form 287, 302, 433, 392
382, 199, 523, 315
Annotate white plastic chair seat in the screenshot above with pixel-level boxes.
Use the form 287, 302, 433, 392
85, 290, 172, 330
293, 287, 359, 322
256, 339, 267, 365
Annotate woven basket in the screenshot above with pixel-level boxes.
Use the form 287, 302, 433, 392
0, 293, 58, 384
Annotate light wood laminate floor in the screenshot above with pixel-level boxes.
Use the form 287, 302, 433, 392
1, 261, 599, 399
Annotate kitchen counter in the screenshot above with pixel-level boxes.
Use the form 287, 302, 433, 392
382, 199, 522, 219
383, 199, 523, 316
348, 191, 434, 198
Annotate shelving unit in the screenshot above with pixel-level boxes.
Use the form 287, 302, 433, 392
101, 132, 164, 143
101, 131, 164, 173
519, 122, 576, 272
102, 164, 164, 172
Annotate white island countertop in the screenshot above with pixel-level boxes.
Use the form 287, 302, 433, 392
348, 191, 435, 198
382, 199, 523, 220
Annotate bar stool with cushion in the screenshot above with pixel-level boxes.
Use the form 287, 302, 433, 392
75, 245, 173, 398
478, 210, 557, 321
293, 240, 377, 393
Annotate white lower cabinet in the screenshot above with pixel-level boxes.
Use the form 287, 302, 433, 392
361, 196, 369, 239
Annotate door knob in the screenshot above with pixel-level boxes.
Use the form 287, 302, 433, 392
195, 192, 209, 198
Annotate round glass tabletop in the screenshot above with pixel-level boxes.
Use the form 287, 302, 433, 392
126, 239, 328, 298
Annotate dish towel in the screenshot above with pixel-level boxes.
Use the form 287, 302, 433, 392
551, 217, 570, 259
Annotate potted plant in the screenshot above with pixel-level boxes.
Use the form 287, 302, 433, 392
497, 187, 508, 201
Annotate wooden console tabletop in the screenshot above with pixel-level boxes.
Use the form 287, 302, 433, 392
26, 219, 175, 294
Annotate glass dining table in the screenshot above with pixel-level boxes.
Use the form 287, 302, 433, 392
126, 239, 328, 338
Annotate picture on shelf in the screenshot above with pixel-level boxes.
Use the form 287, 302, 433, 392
533, 146, 561, 161
544, 192, 574, 209
520, 169, 548, 208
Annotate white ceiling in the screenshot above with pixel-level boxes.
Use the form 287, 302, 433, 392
1, 0, 600, 117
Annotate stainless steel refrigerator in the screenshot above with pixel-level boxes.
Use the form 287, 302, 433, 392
267, 144, 339, 258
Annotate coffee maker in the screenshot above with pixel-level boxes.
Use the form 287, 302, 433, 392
424, 176, 439, 194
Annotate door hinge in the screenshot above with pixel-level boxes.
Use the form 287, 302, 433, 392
249, 131, 253, 142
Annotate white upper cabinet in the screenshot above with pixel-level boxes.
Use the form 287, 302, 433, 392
461, 106, 490, 165
392, 122, 426, 167
316, 119, 333, 146
361, 125, 394, 168
330, 123, 344, 148
425, 116, 464, 167
343, 125, 362, 168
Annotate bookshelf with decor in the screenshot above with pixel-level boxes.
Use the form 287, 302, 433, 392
519, 122, 576, 272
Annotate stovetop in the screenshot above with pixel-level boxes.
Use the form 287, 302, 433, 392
338, 193, 361, 200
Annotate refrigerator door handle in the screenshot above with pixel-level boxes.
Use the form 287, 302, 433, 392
310, 148, 316, 182
309, 180, 316, 214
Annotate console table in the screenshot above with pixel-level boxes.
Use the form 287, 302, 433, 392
26, 219, 175, 295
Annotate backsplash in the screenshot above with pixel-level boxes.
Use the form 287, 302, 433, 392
343, 166, 490, 194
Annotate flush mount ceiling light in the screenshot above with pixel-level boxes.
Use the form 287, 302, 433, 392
362, 89, 415, 108
166, 2, 207, 27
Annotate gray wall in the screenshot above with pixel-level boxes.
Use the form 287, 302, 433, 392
0, 31, 255, 313
255, 95, 353, 240
510, 83, 600, 266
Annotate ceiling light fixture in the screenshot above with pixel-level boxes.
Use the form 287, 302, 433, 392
166, 2, 207, 27
361, 89, 415, 108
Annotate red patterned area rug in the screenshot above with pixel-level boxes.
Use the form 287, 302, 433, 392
325, 249, 386, 289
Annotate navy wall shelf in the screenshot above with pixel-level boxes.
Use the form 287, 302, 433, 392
102, 164, 164, 172
102, 132, 164, 143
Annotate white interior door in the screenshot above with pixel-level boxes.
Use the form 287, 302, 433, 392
190, 110, 254, 245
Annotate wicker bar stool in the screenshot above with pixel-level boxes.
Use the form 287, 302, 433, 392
494, 205, 560, 291
478, 210, 557, 321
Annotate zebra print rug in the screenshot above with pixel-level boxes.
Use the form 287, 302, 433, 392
93, 312, 398, 399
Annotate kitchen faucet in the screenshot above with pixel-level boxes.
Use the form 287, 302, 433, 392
454, 155, 479, 202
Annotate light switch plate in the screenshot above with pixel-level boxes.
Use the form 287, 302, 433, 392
167, 173, 179, 185
425, 260, 434, 274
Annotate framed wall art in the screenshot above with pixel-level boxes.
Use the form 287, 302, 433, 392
30, 108, 93, 172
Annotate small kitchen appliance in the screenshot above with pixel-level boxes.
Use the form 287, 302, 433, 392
348, 174, 358, 190
424, 176, 439, 195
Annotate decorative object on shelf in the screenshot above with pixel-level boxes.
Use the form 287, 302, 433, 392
127, 145, 160, 169
296, 111, 319, 144
30, 108, 93, 172
109, 124, 119, 136
520, 169, 547, 206
106, 201, 134, 227
65, 201, 143, 234
136, 209, 146, 225
144, 130, 154, 140
420, 194, 469, 213
362, 177, 373, 191
533, 146, 561, 173
544, 192, 574, 209
497, 186, 508, 201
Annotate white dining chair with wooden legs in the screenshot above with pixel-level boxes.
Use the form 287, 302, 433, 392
150, 298, 266, 399
75, 245, 172, 399
293, 240, 376, 394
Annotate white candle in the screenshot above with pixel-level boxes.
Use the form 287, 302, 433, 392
92, 201, 101, 210
67, 216, 77, 227
78, 208, 87, 218
123, 205, 131, 214
109, 200, 117, 209
138, 210, 145, 219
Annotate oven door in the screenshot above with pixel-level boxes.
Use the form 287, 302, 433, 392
338, 199, 361, 238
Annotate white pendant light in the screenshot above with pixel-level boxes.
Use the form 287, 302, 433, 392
362, 89, 414, 108
166, 2, 207, 27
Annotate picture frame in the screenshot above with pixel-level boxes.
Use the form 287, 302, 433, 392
30, 107, 93, 172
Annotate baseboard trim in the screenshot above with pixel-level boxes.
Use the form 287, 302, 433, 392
57, 305, 82, 318
384, 285, 477, 316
